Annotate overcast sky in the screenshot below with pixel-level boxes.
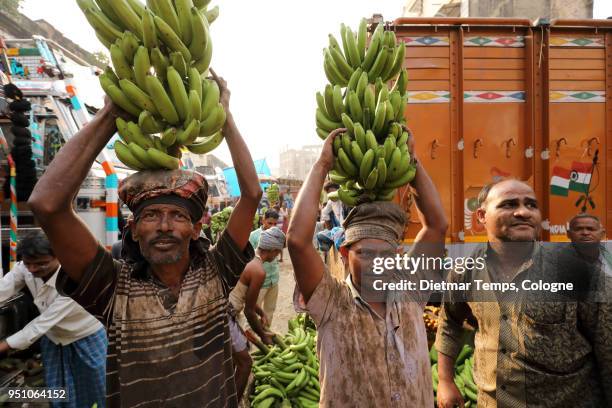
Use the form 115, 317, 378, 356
19, 0, 612, 169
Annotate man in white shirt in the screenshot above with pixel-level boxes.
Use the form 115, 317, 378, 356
0, 231, 106, 408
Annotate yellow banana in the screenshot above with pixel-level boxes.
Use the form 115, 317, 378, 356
376, 157, 388, 188
205, 6, 219, 24
146, 75, 180, 124
356, 71, 369, 103
332, 85, 345, 118
167, 66, 189, 122
324, 85, 339, 121
170, 52, 188, 78
110, 44, 134, 81
119, 78, 158, 115
120, 31, 139, 64
114, 140, 145, 170
372, 100, 387, 135
154, 15, 191, 62
364, 168, 379, 190
200, 103, 226, 136
354, 123, 366, 153
384, 42, 406, 82
351, 141, 364, 166
338, 148, 358, 177
357, 18, 367, 63
316, 108, 342, 133
161, 127, 178, 146
328, 46, 354, 80
359, 148, 375, 183
133, 46, 151, 92
109, 0, 143, 39
100, 80, 140, 117
362, 24, 383, 72
345, 26, 361, 68
115, 117, 131, 143
174, 0, 193, 45
341, 113, 355, 136
385, 165, 416, 188
150, 47, 168, 82
367, 45, 388, 80
188, 89, 202, 122
365, 130, 378, 151
127, 121, 154, 149
186, 131, 224, 154
177, 118, 201, 144
142, 7, 158, 49
128, 142, 157, 168
147, 147, 180, 170
138, 110, 164, 134
189, 7, 210, 60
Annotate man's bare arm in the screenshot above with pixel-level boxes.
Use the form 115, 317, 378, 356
28, 102, 120, 283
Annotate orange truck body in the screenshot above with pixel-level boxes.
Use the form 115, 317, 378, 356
387, 17, 611, 243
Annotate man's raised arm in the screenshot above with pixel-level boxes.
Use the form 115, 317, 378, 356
28, 100, 121, 283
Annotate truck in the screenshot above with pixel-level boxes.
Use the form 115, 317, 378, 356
383, 16, 611, 243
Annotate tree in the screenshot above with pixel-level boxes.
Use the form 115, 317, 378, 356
92, 51, 110, 67
0, 0, 23, 15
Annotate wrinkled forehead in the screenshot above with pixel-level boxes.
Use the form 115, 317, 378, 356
570, 217, 602, 230
487, 180, 536, 203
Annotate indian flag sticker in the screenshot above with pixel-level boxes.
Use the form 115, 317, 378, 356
569, 161, 592, 193
550, 166, 570, 196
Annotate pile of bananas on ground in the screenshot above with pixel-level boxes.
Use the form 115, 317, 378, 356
250, 314, 320, 408
76, 0, 225, 170
266, 183, 280, 207
423, 305, 440, 332
316, 19, 415, 206
430, 343, 477, 406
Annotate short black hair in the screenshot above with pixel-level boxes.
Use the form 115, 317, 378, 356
264, 210, 279, 220
17, 230, 54, 259
568, 214, 603, 230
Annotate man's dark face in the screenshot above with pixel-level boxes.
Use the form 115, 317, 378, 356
23, 255, 60, 279
131, 204, 201, 265
262, 217, 278, 230
477, 180, 541, 242
346, 239, 397, 289
567, 218, 605, 244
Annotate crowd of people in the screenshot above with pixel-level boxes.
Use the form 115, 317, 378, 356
0, 70, 608, 408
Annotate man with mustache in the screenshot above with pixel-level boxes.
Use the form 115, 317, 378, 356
567, 214, 611, 270
28, 72, 262, 407
435, 179, 612, 407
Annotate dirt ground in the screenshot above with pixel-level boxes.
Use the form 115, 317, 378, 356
269, 248, 297, 335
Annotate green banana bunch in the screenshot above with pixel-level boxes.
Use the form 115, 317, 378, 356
317, 20, 414, 204
267, 183, 280, 206
79, 0, 226, 171
250, 314, 320, 408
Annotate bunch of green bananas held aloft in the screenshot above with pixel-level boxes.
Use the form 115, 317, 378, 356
76, 0, 225, 170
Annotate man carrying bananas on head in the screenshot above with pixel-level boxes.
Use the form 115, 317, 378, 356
28, 72, 262, 407
287, 128, 448, 407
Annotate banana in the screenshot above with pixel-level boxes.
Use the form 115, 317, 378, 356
152, 136, 167, 154
364, 168, 379, 190
328, 34, 341, 50
339, 24, 351, 65
193, 40, 213, 74
316, 108, 341, 133
346, 67, 362, 92
389, 91, 402, 120
167, 66, 189, 122
384, 100, 395, 129
201, 79, 220, 117
332, 136, 342, 156
340, 113, 355, 136
83, 9, 122, 44
200, 103, 226, 136
160, 127, 178, 146
362, 24, 383, 72
386, 147, 402, 179
376, 188, 397, 201
128, 142, 157, 168
76, 0, 97, 12
205, 5, 219, 24
114, 140, 145, 170
372, 100, 387, 135
150, 47, 169, 82
103, 66, 119, 85
174, 0, 193, 45
347, 90, 363, 124
338, 148, 358, 177
186, 131, 224, 154
132, 46, 151, 92
115, 117, 131, 143
95, 0, 124, 28
138, 110, 164, 134
324, 49, 349, 85
340, 133, 353, 160
324, 84, 339, 121
384, 136, 396, 163
332, 85, 345, 118
363, 107, 372, 130
109, 0, 143, 39
168, 52, 187, 78
385, 42, 406, 82
359, 148, 375, 183
332, 158, 347, 176
357, 18, 367, 63
188, 89, 202, 122
110, 44, 134, 81
345, 26, 361, 68
121, 31, 139, 64
329, 171, 348, 184
146, 74, 180, 124
323, 51, 347, 87
156, 0, 182, 37
365, 129, 378, 151
177, 118, 201, 144
147, 147, 180, 170
193, 0, 211, 9
379, 46, 397, 83
385, 165, 416, 188
387, 30, 397, 49
397, 131, 409, 147
119, 78, 158, 114
389, 122, 401, 139
337, 187, 359, 206
315, 92, 329, 118
141, 8, 158, 49
376, 157, 388, 188
189, 7, 210, 60
350, 141, 364, 166
146, 0, 160, 14
188, 67, 203, 99
375, 77, 385, 102
127, 121, 154, 148
354, 123, 366, 153
126, 0, 145, 17
368, 45, 388, 82
96, 32, 113, 50
356, 71, 369, 103
328, 46, 354, 81
364, 86, 376, 116
377, 84, 390, 105
100, 80, 141, 117
154, 15, 192, 62
316, 127, 328, 140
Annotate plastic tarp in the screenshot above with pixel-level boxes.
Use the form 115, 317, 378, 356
223, 159, 271, 197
